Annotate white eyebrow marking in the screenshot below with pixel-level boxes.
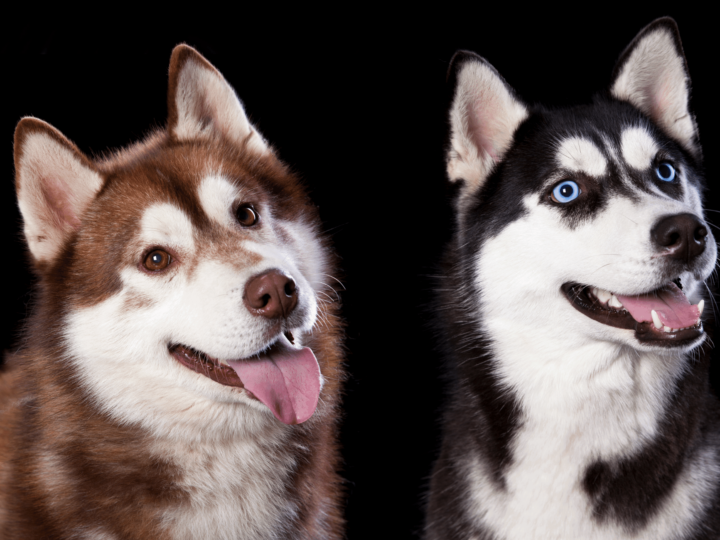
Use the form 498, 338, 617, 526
621, 126, 659, 170
556, 137, 607, 177
198, 174, 239, 228
140, 203, 195, 252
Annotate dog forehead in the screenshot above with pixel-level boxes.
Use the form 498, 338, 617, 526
555, 137, 607, 177
197, 174, 241, 227
620, 126, 660, 170
139, 202, 196, 250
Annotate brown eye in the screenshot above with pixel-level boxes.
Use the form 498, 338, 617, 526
143, 249, 171, 272
236, 204, 259, 227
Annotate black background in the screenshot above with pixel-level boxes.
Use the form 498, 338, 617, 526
2, 9, 719, 539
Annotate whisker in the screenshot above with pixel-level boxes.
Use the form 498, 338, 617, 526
323, 274, 346, 290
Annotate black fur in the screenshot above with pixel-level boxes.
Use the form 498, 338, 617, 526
425, 18, 720, 540
582, 341, 720, 533
424, 242, 518, 540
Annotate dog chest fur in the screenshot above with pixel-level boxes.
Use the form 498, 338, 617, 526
425, 18, 720, 540
0, 44, 345, 539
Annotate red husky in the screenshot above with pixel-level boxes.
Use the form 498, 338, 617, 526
0, 45, 345, 539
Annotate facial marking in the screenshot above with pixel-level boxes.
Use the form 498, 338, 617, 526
621, 127, 659, 170
556, 137, 607, 177
198, 174, 239, 228
140, 203, 195, 253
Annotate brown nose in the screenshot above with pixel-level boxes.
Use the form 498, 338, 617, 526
651, 213, 708, 263
244, 270, 298, 319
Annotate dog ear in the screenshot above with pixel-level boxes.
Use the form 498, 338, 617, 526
167, 44, 268, 154
14, 117, 103, 266
611, 18, 699, 157
447, 51, 528, 204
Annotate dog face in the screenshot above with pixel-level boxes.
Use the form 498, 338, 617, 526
446, 19, 715, 361
14, 46, 331, 436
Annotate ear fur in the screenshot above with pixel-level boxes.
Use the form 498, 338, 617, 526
14, 117, 103, 266
611, 18, 699, 156
167, 44, 268, 154
447, 51, 528, 205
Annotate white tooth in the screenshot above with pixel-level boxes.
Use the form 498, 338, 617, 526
663, 326, 672, 332
595, 288, 612, 304
608, 294, 623, 309
651, 310, 663, 329
698, 300, 705, 316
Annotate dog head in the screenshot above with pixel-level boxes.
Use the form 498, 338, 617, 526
446, 18, 715, 355
13, 45, 335, 434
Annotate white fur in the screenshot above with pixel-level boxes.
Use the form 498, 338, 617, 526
158, 436, 297, 540
62, 174, 329, 539
448, 58, 528, 211
621, 127, 659, 171
140, 203, 196, 253
611, 26, 698, 155
16, 128, 103, 263
172, 53, 268, 154
556, 137, 607, 177
73, 529, 118, 540
198, 175, 240, 228
464, 167, 716, 538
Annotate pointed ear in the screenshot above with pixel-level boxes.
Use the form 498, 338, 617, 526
167, 44, 268, 154
447, 51, 528, 203
14, 117, 103, 266
611, 18, 699, 156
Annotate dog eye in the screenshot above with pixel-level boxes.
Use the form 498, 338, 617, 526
143, 249, 172, 272
655, 162, 676, 182
236, 204, 259, 227
551, 180, 581, 203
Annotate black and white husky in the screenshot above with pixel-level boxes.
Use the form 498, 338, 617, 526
425, 18, 720, 539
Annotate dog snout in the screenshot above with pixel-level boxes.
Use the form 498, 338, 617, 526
244, 269, 299, 319
651, 213, 708, 263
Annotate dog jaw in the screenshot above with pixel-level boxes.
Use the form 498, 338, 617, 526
561, 282, 704, 348
4, 43, 346, 539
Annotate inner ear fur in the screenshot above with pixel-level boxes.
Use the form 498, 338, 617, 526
167, 44, 268, 154
14, 117, 103, 267
447, 51, 528, 205
611, 17, 699, 157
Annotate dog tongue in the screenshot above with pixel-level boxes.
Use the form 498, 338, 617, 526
616, 283, 699, 328
227, 338, 320, 425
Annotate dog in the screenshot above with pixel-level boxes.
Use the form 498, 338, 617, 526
0, 45, 345, 539
424, 18, 720, 539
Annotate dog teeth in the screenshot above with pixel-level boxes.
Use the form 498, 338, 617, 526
608, 294, 623, 309
698, 300, 705, 316
593, 287, 612, 304
651, 310, 663, 329
663, 326, 672, 332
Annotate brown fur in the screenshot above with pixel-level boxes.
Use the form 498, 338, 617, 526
0, 45, 345, 539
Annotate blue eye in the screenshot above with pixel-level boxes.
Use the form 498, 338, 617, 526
552, 180, 580, 203
655, 162, 676, 182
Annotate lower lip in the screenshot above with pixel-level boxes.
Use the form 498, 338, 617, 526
561, 283, 704, 347
170, 345, 244, 387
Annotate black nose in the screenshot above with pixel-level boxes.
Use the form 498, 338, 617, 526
651, 213, 708, 263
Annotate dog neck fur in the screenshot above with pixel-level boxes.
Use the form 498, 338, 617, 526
7, 45, 344, 540
426, 18, 720, 540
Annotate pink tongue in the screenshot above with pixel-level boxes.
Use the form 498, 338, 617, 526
227, 340, 320, 425
616, 283, 699, 328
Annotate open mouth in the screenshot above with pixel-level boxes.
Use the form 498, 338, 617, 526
169, 331, 321, 424
561, 279, 704, 346
171, 342, 246, 387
